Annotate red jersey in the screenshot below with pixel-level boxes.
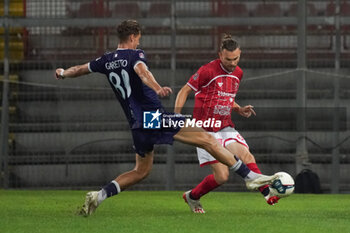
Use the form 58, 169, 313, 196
187, 59, 243, 132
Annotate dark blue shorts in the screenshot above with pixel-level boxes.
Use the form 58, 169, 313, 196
131, 112, 185, 157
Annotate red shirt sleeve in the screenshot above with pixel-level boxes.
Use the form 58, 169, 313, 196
236, 66, 243, 81
186, 66, 210, 92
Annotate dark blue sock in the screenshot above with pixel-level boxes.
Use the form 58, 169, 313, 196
102, 181, 120, 198
235, 162, 251, 178
261, 186, 270, 197
230, 158, 251, 179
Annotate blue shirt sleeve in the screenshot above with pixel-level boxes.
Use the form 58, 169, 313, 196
88, 54, 108, 74
131, 50, 148, 69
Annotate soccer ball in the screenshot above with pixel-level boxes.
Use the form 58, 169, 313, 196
270, 172, 295, 197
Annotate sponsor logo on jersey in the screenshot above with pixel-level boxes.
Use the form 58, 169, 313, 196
139, 53, 145, 58
217, 91, 236, 98
193, 73, 199, 80
213, 105, 231, 116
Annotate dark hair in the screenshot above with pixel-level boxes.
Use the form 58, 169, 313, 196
117, 20, 141, 43
220, 33, 239, 52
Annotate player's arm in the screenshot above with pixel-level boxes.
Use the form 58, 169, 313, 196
174, 84, 192, 113
134, 62, 172, 97
233, 102, 256, 118
55, 63, 90, 79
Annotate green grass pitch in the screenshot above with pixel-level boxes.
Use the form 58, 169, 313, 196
1, 190, 350, 233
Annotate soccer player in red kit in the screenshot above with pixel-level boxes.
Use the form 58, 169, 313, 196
175, 34, 280, 213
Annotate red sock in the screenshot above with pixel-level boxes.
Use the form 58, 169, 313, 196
190, 174, 220, 200
247, 163, 269, 194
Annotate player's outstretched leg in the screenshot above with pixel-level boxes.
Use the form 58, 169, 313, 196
174, 127, 280, 191
225, 143, 275, 203
183, 190, 205, 213
78, 152, 153, 216
79, 191, 99, 216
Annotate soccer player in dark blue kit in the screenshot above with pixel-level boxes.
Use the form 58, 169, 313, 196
55, 20, 279, 216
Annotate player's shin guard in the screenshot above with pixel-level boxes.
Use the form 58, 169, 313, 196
230, 158, 259, 180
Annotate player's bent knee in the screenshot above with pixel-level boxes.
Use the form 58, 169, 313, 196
133, 169, 151, 180
240, 150, 255, 164
214, 170, 229, 185
134, 164, 152, 180
139, 167, 152, 179
141, 170, 151, 179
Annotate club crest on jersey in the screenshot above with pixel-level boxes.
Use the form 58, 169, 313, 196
139, 53, 145, 59
218, 82, 223, 88
233, 82, 239, 91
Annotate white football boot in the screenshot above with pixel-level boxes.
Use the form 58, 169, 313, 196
245, 173, 280, 191
183, 190, 205, 214
79, 191, 99, 216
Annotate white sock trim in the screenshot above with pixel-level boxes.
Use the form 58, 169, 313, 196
97, 189, 107, 204
230, 159, 242, 171
245, 171, 260, 180
112, 180, 121, 194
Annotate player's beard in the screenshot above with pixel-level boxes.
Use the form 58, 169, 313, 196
224, 64, 236, 72
229, 66, 236, 72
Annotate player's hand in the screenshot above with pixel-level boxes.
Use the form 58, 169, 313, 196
55, 68, 65, 80
238, 105, 256, 118
157, 86, 172, 97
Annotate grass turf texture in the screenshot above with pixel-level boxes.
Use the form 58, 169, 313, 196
1, 190, 349, 233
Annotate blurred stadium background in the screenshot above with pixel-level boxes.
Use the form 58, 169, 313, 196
0, 0, 349, 193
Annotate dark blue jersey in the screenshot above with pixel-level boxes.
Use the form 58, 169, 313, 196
88, 49, 163, 129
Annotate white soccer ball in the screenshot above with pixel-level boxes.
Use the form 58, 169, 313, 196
270, 172, 295, 197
